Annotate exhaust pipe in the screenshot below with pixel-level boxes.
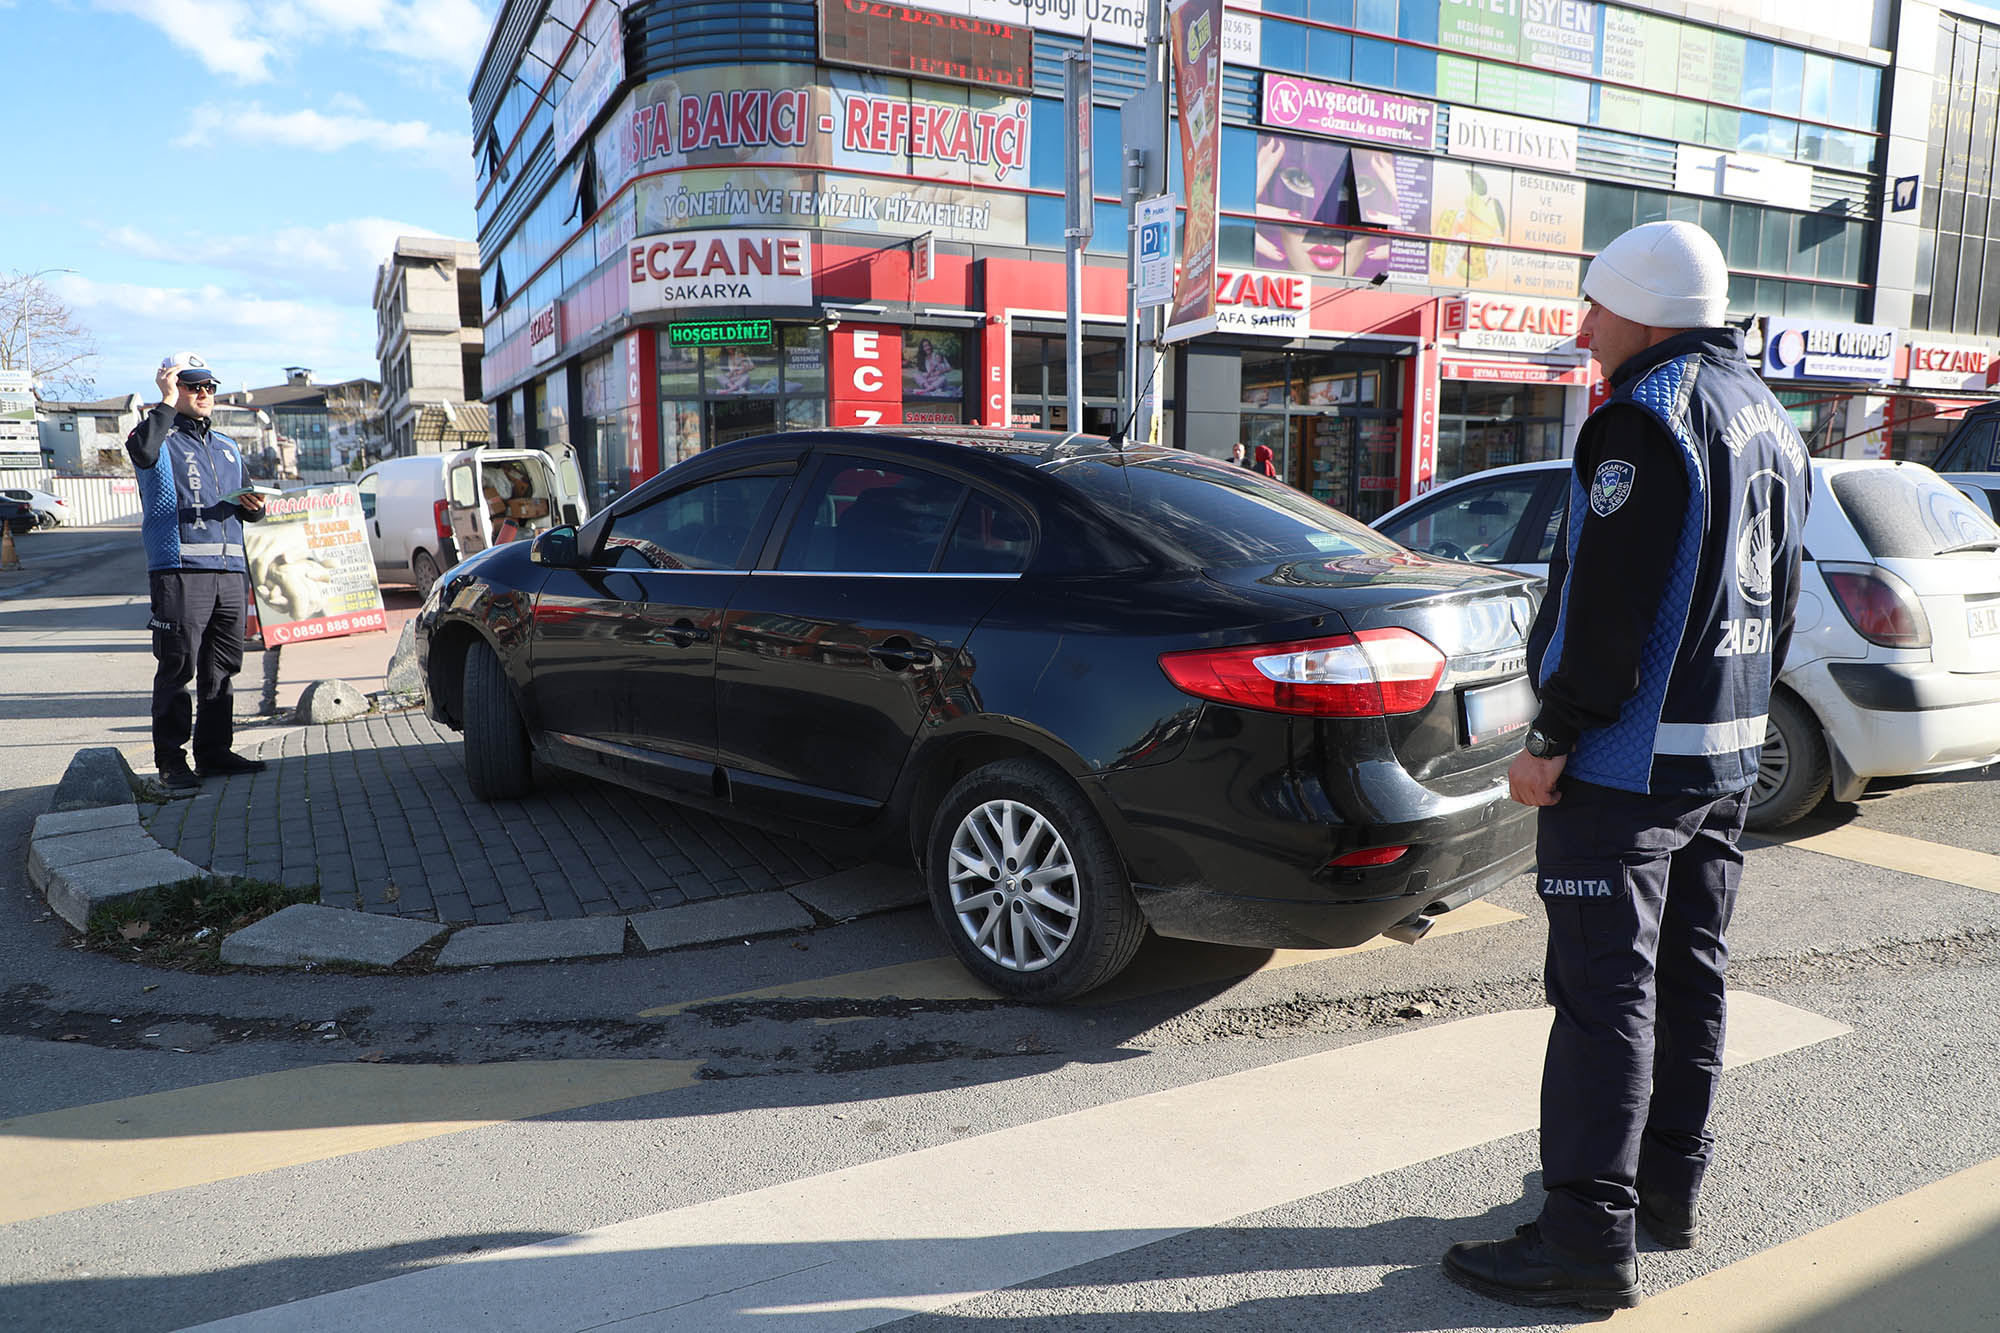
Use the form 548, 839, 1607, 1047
1382, 911, 1436, 945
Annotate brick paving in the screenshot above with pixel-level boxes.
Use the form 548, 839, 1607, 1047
139, 710, 861, 925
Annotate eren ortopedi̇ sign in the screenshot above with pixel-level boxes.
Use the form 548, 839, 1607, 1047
821, 0, 1034, 90
1762, 318, 1898, 383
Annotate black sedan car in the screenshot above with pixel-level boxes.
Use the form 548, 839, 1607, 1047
417, 428, 1540, 999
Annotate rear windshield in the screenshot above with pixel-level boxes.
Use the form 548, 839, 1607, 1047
1051, 453, 1403, 569
1829, 467, 2000, 558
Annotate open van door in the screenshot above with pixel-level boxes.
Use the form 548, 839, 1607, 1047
445, 449, 493, 558
546, 441, 588, 524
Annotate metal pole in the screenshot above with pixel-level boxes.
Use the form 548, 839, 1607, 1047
1140, 0, 1167, 444
1122, 147, 1144, 438
1062, 44, 1094, 435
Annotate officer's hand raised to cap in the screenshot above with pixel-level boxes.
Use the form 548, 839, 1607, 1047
154, 364, 182, 414
1508, 750, 1566, 806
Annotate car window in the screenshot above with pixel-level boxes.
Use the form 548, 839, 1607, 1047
778, 458, 965, 573
603, 473, 787, 570
1936, 418, 1997, 472
1377, 475, 1549, 564
940, 491, 1032, 573
448, 465, 479, 508
356, 475, 378, 520
1053, 453, 1400, 568
1829, 467, 2000, 558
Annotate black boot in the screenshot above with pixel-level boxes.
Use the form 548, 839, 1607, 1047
1443, 1222, 1641, 1310
1638, 1190, 1699, 1250
195, 751, 267, 777
156, 757, 202, 793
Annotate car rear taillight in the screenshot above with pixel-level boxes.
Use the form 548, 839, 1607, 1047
1158, 629, 1447, 717
1822, 562, 1931, 648
434, 499, 453, 545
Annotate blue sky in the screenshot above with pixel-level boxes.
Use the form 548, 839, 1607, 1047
4, 0, 497, 401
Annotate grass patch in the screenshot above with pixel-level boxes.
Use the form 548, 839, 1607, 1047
87, 875, 318, 970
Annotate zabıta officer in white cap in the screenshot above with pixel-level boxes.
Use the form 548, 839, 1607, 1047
124, 353, 270, 791
1442, 221, 1813, 1310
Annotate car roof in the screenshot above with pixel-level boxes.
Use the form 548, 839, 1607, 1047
770, 425, 1156, 472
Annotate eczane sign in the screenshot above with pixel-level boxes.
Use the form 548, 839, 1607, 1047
629, 228, 814, 312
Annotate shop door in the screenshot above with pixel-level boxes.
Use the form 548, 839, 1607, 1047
1292, 415, 1358, 513
708, 398, 778, 447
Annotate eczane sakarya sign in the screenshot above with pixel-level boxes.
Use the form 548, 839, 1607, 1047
628, 229, 814, 311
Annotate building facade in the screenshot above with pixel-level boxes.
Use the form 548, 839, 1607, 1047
469, 0, 1997, 515
373, 236, 488, 457
222, 369, 384, 474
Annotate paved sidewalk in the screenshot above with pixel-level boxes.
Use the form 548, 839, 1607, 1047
138, 709, 862, 926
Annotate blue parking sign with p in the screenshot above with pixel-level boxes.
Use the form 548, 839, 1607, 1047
1140, 220, 1167, 260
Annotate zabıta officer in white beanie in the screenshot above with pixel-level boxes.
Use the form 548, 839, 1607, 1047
1442, 221, 1814, 1311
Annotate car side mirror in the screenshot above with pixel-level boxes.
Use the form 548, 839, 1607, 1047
530, 525, 583, 568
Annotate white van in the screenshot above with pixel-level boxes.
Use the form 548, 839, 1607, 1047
356, 444, 587, 593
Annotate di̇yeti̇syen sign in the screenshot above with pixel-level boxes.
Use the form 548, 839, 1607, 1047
628, 229, 814, 312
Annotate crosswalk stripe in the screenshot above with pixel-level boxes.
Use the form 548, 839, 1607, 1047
1751, 822, 2000, 894
638, 898, 1526, 1018
1606, 1155, 2000, 1331
187, 991, 1848, 1332
0, 1060, 702, 1227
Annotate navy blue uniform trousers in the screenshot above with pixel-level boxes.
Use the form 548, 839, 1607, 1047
148, 569, 246, 769
1533, 777, 1748, 1260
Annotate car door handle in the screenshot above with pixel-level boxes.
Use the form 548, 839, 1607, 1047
650, 619, 712, 647
867, 639, 934, 670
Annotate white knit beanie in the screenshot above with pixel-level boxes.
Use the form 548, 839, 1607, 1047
1581, 220, 1729, 329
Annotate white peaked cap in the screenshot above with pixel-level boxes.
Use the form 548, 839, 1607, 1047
1581, 220, 1729, 329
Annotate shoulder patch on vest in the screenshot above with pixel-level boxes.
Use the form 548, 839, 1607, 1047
1590, 459, 1636, 517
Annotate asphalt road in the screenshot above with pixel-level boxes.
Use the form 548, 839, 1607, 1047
3, 529, 1997, 1332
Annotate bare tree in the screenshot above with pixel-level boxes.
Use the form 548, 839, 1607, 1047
0, 270, 99, 398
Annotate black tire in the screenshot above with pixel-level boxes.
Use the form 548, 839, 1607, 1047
1745, 689, 1830, 830
924, 758, 1146, 1001
463, 640, 534, 801
413, 548, 443, 597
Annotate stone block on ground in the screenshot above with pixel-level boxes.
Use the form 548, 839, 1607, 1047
52, 747, 142, 812
435, 917, 628, 968
33, 804, 139, 842
37, 850, 206, 932
384, 619, 424, 698
298, 679, 370, 724
30, 824, 160, 882
629, 892, 816, 952
786, 864, 926, 923
220, 904, 446, 968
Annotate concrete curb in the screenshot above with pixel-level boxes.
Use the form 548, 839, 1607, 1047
27, 748, 930, 971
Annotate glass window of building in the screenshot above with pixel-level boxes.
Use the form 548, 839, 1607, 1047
655, 326, 826, 460
1436, 382, 1568, 483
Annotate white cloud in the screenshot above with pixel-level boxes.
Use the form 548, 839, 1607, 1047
53, 274, 382, 395
94, 0, 496, 83
95, 217, 455, 304
176, 102, 473, 172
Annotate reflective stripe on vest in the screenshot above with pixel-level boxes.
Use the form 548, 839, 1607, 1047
1656, 715, 1769, 756
179, 541, 245, 558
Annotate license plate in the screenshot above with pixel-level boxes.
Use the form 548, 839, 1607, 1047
1969, 603, 2000, 639
1463, 677, 1535, 745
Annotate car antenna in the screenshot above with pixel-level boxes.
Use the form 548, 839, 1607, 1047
1107, 340, 1165, 450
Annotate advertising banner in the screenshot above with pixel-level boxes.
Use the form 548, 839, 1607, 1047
1165, 0, 1225, 344
1764, 319, 1899, 383
1261, 74, 1436, 151
595, 65, 1030, 198
1598, 7, 1644, 87
1520, 0, 1596, 76
628, 228, 814, 312
529, 301, 562, 363
636, 168, 1025, 245
904, 329, 965, 400
1439, 0, 1518, 60
1445, 106, 1578, 174
898, 0, 1258, 62
820, 0, 1034, 90
552, 3, 626, 163
245, 487, 387, 648
0, 369, 35, 454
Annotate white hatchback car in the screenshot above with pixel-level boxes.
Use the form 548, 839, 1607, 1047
1373, 458, 2000, 828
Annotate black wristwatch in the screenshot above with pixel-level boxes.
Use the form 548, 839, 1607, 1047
1523, 726, 1571, 759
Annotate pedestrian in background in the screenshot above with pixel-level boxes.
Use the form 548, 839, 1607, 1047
1443, 221, 1810, 1311
1252, 443, 1278, 478
1231, 441, 1249, 468
126, 353, 270, 791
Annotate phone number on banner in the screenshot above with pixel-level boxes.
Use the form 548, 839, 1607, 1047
266, 610, 388, 645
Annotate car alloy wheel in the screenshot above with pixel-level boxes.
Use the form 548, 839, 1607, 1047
947, 797, 1081, 973
1745, 689, 1830, 830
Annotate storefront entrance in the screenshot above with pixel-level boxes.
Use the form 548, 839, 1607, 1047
1239, 348, 1402, 520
